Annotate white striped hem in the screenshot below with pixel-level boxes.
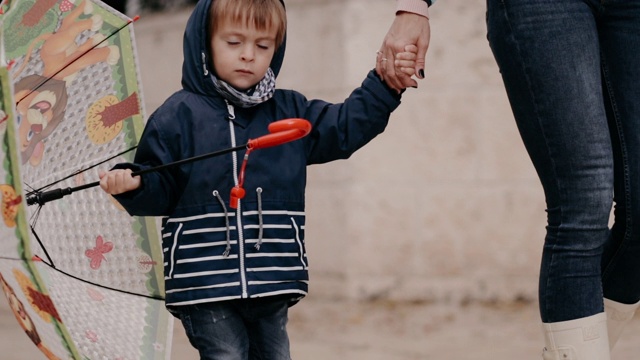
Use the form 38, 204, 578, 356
244, 238, 294, 244
184, 227, 236, 235
167, 268, 239, 279
166, 212, 235, 223
169, 295, 241, 306
180, 240, 237, 249
246, 266, 305, 272
243, 210, 305, 216
177, 255, 238, 264
166, 281, 241, 294
245, 252, 299, 258
247, 280, 309, 285
249, 289, 307, 298
244, 224, 291, 230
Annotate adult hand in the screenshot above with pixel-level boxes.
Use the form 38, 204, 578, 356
376, 11, 430, 91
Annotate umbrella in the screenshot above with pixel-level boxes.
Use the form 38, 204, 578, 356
0, 1, 172, 359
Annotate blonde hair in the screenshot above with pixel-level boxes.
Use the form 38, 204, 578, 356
210, 0, 287, 48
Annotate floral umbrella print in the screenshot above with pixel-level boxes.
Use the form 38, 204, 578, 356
0, 1, 172, 359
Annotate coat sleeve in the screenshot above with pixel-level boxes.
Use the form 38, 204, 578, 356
300, 70, 402, 165
396, 0, 432, 17
112, 102, 187, 216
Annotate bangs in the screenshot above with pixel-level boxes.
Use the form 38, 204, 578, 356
211, 0, 286, 46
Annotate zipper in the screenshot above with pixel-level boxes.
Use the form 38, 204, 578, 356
254, 187, 264, 250
227, 101, 248, 297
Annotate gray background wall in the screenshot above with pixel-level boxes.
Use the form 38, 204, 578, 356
135, 0, 546, 305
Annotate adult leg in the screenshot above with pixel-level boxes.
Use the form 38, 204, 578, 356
598, 0, 640, 349
487, 0, 612, 357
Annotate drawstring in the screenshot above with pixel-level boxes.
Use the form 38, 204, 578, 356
255, 188, 264, 250
213, 190, 231, 257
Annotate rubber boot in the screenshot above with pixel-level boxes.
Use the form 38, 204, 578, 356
604, 298, 640, 350
541, 312, 610, 360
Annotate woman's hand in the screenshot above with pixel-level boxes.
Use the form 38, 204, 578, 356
376, 11, 430, 91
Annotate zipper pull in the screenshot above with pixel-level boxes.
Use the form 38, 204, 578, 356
201, 52, 209, 76
225, 100, 236, 120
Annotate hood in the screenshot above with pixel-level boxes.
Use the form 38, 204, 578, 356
181, 0, 287, 96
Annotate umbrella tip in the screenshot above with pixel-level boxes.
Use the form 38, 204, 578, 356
7, 59, 15, 70
32, 255, 43, 262
132, 15, 141, 22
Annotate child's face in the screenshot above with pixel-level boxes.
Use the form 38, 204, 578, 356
211, 19, 278, 91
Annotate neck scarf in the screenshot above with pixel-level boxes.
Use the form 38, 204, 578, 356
210, 68, 276, 108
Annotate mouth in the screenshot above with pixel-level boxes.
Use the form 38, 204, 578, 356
235, 69, 253, 75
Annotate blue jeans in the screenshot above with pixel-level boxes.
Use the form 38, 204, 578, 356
487, 0, 640, 323
168, 297, 292, 360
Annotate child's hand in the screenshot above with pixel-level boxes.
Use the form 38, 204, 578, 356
99, 169, 141, 195
395, 44, 419, 79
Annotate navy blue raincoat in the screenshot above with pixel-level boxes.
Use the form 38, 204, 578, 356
115, 0, 402, 306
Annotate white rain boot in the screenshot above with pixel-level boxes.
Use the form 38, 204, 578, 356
604, 298, 640, 350
541, 312, 610, 360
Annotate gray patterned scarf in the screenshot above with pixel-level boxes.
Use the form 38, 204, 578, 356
210, 68, 276, 108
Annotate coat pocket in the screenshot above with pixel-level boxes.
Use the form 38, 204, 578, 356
291, 217, 307, 269
166, 222, 183, 279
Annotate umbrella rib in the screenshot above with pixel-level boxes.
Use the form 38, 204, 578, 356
30, 224, 56, 268
35, 256, 165, 301
0, 256, 164, 301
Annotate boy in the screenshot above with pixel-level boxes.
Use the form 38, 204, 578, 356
99, 0, 417, 358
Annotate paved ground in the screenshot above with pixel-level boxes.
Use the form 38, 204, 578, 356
1, 294, 639, 359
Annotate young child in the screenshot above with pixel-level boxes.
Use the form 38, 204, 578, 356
99, 0, 416, 358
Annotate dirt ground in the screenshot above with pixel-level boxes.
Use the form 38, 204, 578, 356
1, 294, 639, 359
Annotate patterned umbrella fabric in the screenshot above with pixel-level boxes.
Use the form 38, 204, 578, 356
0, 1, 172, 359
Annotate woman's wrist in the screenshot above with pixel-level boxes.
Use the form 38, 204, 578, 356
396, 0, 430, 19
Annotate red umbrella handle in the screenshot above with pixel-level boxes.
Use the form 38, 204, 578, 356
247, 118, 312, 150
230, 118, 312, 208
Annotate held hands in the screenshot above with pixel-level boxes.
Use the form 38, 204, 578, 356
376, 11, 430, 91
394, 44, 419, 77
377, 44, 419, 91
98, 169, 141, 195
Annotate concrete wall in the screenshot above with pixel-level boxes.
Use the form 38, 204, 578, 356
134, 0, 546, 304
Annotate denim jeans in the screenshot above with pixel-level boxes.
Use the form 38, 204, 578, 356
487, 0, 640, 323
168, 296, 292, 360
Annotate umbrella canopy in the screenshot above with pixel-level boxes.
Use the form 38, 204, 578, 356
0, 1, 172, 359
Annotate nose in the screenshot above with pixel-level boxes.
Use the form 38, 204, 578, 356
240, 44, 254, 62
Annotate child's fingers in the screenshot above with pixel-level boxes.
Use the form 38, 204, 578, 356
99, 169, 140, 195
395, 58, 416, 69
396, 51, 417, 61
399, 67, 416, 77
404, 44, 418, 54
396, 49, 417, 79
99, 172, 112, 192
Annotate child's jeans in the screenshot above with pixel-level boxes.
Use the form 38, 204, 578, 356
168, 296, 292, 360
